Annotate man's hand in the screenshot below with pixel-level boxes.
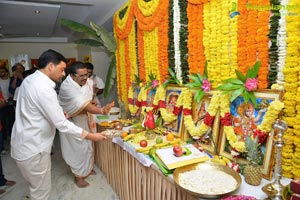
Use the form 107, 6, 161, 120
102, 101, 115, 114
85, 132, 108, 141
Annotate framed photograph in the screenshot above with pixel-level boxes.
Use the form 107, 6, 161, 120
162, 86, 184, 137
218, 90, 282, 180
182, 91, 220, 154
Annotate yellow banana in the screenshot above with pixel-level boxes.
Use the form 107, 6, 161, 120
136, 146, 151, 153
123, 134, 135, 141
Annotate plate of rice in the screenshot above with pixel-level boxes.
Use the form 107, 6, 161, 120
173, 161, 242, 199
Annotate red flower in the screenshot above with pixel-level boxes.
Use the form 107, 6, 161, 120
253, 129, 268, 144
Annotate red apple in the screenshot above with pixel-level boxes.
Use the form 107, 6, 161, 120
140, 140, 148, 147
173, 145, 183, 157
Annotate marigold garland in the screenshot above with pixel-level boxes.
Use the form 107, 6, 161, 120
256, 0, 269, 89
157, 3, 170, 82
183, 90, 219, 137
187, 2, 205, 75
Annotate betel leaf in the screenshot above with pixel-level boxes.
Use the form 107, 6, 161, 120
103, 55, 116, 97
246, 61, 261, 78
235, 69, 246, 82
230, 87, 244, 102
248, 92, 258, 107
60, 18, 98, 39
90, 21, 116, 53
74, 39, 104, 47
223, 78, 244, 85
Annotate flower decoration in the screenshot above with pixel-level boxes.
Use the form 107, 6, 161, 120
217, 61, 261, 107
185, 62, 213, 103
145, 72, 159, 90
133, 74, 143, 87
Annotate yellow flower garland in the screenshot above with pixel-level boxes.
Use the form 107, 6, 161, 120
128, 86, 140, 114
157, 86, 177, 122
183, 89, 219, 137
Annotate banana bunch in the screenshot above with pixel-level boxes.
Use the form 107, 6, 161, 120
152, 127, 167, 135
210, 155, 232, 166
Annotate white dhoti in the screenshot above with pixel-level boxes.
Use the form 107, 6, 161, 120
58, 76, 96, 177
16, 152, 51, 200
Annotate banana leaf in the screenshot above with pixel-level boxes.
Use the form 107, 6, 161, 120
90, 21, 116, 53
60, 18, 98, 39
104, 55, 116, 97
74, 39, 104, 47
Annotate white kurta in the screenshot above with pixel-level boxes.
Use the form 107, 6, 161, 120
11, 70, 83, 161
58, 75, 95, 177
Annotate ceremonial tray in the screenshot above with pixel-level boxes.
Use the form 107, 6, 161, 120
173, 162, 242, 199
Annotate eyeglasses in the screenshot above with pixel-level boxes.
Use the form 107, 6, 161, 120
74, 73, 88, 78
87, 72, 93, 77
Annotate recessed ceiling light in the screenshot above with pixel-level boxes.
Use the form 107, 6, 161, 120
34, 10, 40, 14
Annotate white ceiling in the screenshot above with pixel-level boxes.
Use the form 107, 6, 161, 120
0, 0, 127, 43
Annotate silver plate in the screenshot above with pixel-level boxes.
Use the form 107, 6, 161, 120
173, 161, 242, 199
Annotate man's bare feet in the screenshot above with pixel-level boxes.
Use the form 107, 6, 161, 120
75, 177, 89, 188
90, 170, 96, 175
5, 180, 16, 186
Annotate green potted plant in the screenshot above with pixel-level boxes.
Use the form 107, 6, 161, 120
60, 18, 116, 97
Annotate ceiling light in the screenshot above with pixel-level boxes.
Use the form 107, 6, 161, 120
34, 10, 40, 14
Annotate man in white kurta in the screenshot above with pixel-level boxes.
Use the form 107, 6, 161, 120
58, 61, 114, 188
10, 50, 108, 200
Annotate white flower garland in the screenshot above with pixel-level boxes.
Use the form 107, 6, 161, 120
276, 0, 289, 87
173, 0, 182, 83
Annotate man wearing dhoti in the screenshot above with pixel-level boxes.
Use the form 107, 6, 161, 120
58, 61, 114, 188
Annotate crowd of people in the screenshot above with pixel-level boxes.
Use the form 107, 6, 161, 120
0, 49, 112, 199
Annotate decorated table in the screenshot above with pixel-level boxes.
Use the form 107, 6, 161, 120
94, 115, 290, 200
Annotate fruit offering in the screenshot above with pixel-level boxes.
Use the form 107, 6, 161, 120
173, 145, 183, 157
139, 139, 148, 147
155, 137, 163, 144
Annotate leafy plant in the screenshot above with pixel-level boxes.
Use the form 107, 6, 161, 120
185, 61, 212, 103
60, 18, 116, 97
217, 61, 261, 107
144, 72, 159, 90
162, 68, 181, 88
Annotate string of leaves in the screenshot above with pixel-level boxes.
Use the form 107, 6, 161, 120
267, 0, 281, 88
179, 0, 189, 83
168, 0, 175, 74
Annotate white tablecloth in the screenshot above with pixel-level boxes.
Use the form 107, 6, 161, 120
95, 114, 291, 199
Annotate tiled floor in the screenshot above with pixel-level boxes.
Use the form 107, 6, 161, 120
0, 135, 119, 200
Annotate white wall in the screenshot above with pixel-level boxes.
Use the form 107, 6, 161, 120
0, 42, 117, 103
0, 43, 79, 68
